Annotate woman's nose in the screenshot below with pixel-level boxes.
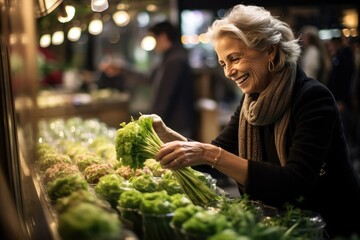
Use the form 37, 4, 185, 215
225, 67, 236, 79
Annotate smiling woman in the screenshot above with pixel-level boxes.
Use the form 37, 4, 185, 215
144, 4, 360, 239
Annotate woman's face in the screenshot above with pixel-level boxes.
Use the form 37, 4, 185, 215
215, 35, 274, 94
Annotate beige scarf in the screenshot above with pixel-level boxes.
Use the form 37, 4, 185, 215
239, 63, 296, 166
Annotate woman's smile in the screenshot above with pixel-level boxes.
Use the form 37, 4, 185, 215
234, 73, 250, 86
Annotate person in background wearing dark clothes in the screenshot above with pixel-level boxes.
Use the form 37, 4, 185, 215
142, 4, 360, 238
96, 55, 127, 92
298, 25, 330, 85
327, 37, 356, 145
147, 21, 196, 139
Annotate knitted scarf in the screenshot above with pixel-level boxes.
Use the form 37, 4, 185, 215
238, 63, 296, 166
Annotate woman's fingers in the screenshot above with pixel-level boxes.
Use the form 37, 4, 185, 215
157, 141, 186, 167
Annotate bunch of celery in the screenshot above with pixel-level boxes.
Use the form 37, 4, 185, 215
115, 116, 220, 207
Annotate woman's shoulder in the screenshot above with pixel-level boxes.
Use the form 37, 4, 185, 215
291, 68, 338, 117
293, 68, 334, 101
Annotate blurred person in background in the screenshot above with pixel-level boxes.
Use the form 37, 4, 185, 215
350, 37, 360, 163
142, 4, 360, 238
146, 20, 196, 139
96, 54, 129, 92
326, 37, 356, 147
298, 25, 330, 85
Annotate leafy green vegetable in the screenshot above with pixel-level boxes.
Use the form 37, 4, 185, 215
182, 209, 231, 236
144, 158, 168, 177
139, 190, 176, 240
94, 174, 125, 208
47, 174, 89, 201
130, 174, 159, 193
169, 193, 192, 208
115, 116, 220, 207
219, 198, 297, 240
159, 176, 183, 195
58, 202, 121, 240
118, 189, 142, 210
55, 190, 111, 213
140, 191, 174, 215
208, 229, 247, 240
73, 152, 103, 172
83, 163, 114, 184
267, 204, 326, 239
170, 204, 205, 228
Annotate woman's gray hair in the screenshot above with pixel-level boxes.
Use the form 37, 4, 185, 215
206, 4, 301, 70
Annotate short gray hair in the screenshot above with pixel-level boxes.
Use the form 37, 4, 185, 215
206, 4, 301, 70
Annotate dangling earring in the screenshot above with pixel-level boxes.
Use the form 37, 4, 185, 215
268, 60, 275, 72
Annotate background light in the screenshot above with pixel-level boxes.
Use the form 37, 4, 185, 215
141, 35, 156, 51
58, 5, 76, 23
112, 11, 130, 26
91, 0, 109, 12
67, 26, 81, 41
52, 31, 64, 45
40, 34, 51, 47
88, 19, 103, 35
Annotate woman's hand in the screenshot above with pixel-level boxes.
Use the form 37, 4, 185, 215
139, 114, 187, 142
156, 141, 218, 170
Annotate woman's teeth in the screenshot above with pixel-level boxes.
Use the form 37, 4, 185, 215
237, 74, 249, 84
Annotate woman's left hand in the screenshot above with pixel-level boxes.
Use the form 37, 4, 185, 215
156, 141, 210, 169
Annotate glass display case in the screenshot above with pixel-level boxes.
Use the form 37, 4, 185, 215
0, 1, 132, 239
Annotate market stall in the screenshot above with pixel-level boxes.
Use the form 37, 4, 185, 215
32, 116, 326, 240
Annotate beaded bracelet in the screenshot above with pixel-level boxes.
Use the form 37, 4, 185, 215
212, 146, 222, 168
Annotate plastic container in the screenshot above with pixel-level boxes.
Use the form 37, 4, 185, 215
287, 211, 326, 240
273, 210, 326, 240
141, 212, 175, 240
117, 207, 142, 239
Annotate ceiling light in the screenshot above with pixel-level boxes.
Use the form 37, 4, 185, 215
40, 34, 51, 47
112, 11, 130, 26
58, 5, 75, 23
91, 0, 109, 12
68, 26, 82, 41
88, 19, 103, 35
52, 31, 64, 45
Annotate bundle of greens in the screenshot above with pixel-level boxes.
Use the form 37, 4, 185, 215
115, 116, 220, 207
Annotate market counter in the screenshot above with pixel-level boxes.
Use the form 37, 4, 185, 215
35, 90, 131, 129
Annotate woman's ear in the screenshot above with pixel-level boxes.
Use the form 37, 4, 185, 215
268, 44, 277, 61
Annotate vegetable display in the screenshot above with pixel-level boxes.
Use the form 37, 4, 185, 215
35, 117, 329, 240
115, 116, 221, 206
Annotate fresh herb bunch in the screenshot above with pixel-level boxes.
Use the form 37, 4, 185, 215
116, 116, 163, 169
115, 116, 220, 207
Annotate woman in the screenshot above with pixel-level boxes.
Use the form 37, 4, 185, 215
144, 4, 360, 238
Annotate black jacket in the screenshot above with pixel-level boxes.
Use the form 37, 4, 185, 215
149, 44, 195, 138
212, 66, 360, 238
